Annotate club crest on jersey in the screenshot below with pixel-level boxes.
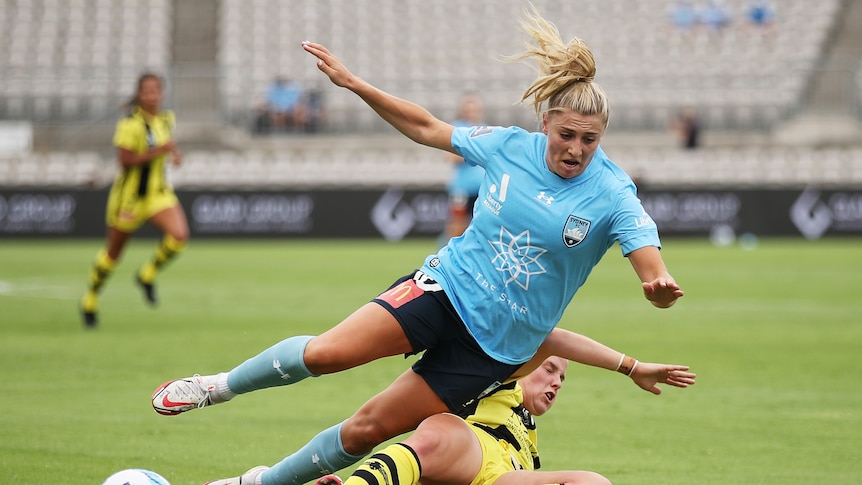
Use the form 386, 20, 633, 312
563, 215, 590, 247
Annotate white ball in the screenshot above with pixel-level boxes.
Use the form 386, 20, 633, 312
102, 469, 171, 485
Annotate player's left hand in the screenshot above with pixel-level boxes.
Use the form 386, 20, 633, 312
642, 277, 684, 308
303, 41, 356, 89
631, 362, 696, 395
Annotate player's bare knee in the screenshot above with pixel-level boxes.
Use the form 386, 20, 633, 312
173, 230, 190, 243
340, 415, 391, 455
302, 338, 345, 374
407, 414, 463, 459
404, 427, 446, 458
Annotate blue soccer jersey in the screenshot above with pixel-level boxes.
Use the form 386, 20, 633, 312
421, 126, 661, 364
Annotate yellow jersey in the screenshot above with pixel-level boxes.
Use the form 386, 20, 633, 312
106, 107, 179, 231
462, 382, 540, 472
111, 106, 175, 199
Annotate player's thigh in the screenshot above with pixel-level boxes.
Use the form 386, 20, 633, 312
147, 195, 188, 241
106, 188, 146, 234
405, 414, 483, 485
304, 302, 413, 374
342, 369, 450, 454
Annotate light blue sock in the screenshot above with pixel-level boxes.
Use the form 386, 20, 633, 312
262, 421, 367, 485
226, 335, 316, 394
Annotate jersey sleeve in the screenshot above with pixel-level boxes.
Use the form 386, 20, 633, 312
113, 117, 144, 152
612, 187, 662, 256
451, 125, 513, 169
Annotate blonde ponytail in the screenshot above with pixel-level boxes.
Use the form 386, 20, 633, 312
507, 4, 609, 127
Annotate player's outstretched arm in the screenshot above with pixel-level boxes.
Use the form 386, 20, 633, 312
302, 41, 456, 153
513, 328, 695, 394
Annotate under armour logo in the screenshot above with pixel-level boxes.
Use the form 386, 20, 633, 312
273, 360, 291, 380
312, 453, 331, 474
536, 191, 554, 205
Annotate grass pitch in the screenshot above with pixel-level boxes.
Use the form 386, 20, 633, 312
0, 238, 860, 484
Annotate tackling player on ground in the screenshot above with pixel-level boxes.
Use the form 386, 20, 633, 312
316, 356, 615, 485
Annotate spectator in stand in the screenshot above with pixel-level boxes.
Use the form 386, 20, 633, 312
669, 0, 698, 33
699, 1, 732, 33
266, 76, 307, 133
252, 95, 272, 134
669, 107, 701, 150
745, 0, 776, 35
303, 87, 325, 133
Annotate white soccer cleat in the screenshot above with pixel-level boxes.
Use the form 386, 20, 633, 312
203, 465, 269, 485
315, 475, 344, 485
152, 374, 219, 416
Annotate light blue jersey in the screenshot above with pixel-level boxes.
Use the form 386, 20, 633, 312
421, 126, 661, 364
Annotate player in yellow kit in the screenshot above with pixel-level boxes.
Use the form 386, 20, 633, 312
80, 73, 189, 327
312, 356, 615, 485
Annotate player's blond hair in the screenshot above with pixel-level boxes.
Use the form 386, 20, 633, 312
508, 4, 609, 127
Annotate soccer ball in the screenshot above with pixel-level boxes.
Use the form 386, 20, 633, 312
102, 469, 171, 485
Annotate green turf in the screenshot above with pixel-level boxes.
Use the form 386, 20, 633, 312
1, 238, 860, 484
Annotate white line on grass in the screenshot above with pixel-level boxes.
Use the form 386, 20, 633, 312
0, 279, 79, 300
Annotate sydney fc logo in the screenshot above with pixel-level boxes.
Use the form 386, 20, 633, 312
563, 215, 590, 247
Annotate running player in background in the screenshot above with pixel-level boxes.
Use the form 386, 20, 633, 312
79, 73, 188, 327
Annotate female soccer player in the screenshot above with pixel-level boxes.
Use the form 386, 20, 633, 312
319, 356, 613, 485
80, 73, 189, 327
155, 6, 685, 484
203, 331, 695, 485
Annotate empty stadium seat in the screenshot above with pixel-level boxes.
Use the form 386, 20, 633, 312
0, 0, 172, 122
214, 0, 843, 132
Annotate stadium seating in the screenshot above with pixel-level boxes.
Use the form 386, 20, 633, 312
0, 0, 846, 129
216, 0, 843, 131
0, 151, 109, 187
3, 144, 861, 189
0, 0, 171, 122
1, 0, 860, 190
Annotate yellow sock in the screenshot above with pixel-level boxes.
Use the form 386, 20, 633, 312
81, 290, 98, 312
344, 443, 421, 485
139, 234, 186, 283
82, 249, 116, 310
81, 249, 117, 300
